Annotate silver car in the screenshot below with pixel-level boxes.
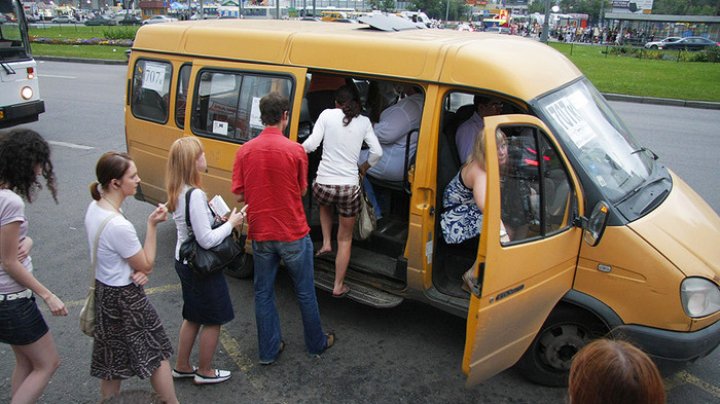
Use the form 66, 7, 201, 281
644, 36, 682, 49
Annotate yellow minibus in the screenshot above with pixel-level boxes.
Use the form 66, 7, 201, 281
125, 17, 720, 387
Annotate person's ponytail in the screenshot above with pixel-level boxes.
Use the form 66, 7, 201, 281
334, 85, 361, 126
89, 181, 101, 201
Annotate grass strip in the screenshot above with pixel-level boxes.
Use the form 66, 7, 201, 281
32, 43, 129, 61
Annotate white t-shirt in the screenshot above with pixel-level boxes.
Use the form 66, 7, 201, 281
302, 108, 382, 186
84, 201, 141, 287
0, 189, 33, 294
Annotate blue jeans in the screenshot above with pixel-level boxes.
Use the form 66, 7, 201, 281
252, 234, 328, 362
363, 176, 384, 219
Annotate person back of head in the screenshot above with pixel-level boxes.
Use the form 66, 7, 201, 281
165, 137, 203, 212
260, 92, 289, 127
0, 128, 57, 203
568, 339, 666, 404
334, 85, 361, 126
89, 151, 133, 201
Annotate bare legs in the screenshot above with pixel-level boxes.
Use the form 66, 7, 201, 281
333, 215, 355, 296
316, 205, 334, 255
10, 332, 60, 404
174, 320, 222, 378
100, 360, 178, 404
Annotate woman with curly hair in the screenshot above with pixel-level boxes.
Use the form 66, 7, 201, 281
0, 129, 68, 404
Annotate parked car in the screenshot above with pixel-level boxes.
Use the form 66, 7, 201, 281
485, 26, 510, 34
141, 15, 178, 25
50, 16, 76, 24
118, 15, 142, 25
644, 36, 682, 49
84, 15, 117, 26
657, 36, 719, 51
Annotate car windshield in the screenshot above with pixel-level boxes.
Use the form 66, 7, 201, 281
536, 79, 653, 202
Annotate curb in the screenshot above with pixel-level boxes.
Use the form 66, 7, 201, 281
36, 57, 720, 110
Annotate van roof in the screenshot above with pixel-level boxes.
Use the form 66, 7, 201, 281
133, 20, 581, 102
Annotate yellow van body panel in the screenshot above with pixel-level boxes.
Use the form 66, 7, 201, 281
132, 20, 581, 102
628, 173, 720, 282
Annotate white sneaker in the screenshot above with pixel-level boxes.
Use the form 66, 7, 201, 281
171, 366, 197, 379
193, 369, 231, 385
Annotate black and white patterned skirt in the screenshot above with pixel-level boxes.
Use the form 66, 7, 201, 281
91, 280, 173, 380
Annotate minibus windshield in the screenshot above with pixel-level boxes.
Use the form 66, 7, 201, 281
537, 79, 653, 203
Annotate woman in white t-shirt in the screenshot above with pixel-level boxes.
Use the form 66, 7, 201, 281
0, 129, 67, 403
302, 85, 382, 298
84, 152, 178, 403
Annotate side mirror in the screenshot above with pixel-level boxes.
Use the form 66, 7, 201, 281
582, 201, 610, 247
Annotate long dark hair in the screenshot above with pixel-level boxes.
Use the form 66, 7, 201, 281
334, 85, 361, 126
0, 129, 57, 203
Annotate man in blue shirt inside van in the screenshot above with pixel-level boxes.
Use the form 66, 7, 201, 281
455, 95, 503, 164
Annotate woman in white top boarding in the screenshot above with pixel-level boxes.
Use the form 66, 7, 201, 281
165, 137, 245, 385
84, 151, 178, 403
302, 85, 382, 298
0, 129, 67, 404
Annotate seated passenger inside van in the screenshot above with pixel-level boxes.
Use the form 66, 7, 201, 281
441, 128, 511, 292
455, 95, 504, 164
360, 83, 424, 218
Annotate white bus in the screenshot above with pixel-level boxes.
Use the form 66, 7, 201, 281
0, 0, 44, 128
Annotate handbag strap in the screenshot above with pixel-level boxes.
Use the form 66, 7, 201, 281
89, 212, 118, 287
184, 187, 197, 238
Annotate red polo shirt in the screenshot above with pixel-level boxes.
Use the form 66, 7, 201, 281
231, 127, 309, 242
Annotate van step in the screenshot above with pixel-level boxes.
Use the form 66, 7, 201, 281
313, 243, 406, 283
314, 270, 404, 308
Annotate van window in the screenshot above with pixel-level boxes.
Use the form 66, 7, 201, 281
191, 70, 293, 142
175, 64, 191, 128
131, 59, 172, 123
500, 126, 573, 244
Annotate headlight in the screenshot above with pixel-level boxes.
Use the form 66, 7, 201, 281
680, 277, 720, 318
20, 86, 33, 100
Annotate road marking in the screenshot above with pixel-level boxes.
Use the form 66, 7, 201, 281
219, 328, 261, 389
48, 140, 94, 150
39, 74, 77, 79
666, 370, 720, 399
65, 283, 181, 308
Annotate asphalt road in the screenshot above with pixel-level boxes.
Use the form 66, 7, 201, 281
0, 61, 718, 403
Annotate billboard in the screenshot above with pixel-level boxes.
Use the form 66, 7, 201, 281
611, 0, 654, 13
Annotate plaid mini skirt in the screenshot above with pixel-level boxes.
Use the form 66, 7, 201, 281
91, 280, 173, 380
312, 182, 361, 217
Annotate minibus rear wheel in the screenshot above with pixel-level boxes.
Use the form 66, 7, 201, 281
224, 252, 254, 279
516, 304, 608, 387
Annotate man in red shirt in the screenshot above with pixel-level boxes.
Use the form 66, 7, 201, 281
231, 92, 334, 365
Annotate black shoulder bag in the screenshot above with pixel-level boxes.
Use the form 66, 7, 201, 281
178, 188, 243, 278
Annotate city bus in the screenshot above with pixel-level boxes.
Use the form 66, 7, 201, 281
0, 0, 44, 128
125, 17, 720, 386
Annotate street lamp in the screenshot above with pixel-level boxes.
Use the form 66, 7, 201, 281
540, 1, 559, 43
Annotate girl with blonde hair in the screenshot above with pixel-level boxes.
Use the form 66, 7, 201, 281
166, 137, 245, 385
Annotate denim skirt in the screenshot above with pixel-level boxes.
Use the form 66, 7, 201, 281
0, 295, 49, 345
175, 260, 234, 325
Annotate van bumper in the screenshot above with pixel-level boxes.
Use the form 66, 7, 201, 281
612, 319, 720, 362
0, 100, 45, 129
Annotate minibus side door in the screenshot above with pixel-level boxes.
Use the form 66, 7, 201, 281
462, 115, 584, 386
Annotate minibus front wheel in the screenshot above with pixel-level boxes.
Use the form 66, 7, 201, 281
516, 304, 608, 387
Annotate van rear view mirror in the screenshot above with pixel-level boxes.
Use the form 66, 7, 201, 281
582, 201, 610, 247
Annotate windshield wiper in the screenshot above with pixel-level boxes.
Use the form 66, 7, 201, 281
614, 176, 667, 206
631, 147, 658, 160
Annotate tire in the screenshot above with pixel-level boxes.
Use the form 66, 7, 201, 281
224, 230, 253, 279
650, 45, 658, 49
224, 252, 253, 279
516, 304, 608, 387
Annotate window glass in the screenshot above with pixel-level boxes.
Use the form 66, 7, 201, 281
500, 126, 573, 244
175, 65, 191, 128
192, 71, 292, 142
131, 59, 172, 123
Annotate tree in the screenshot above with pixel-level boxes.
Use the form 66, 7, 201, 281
653, 0, 719, 15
